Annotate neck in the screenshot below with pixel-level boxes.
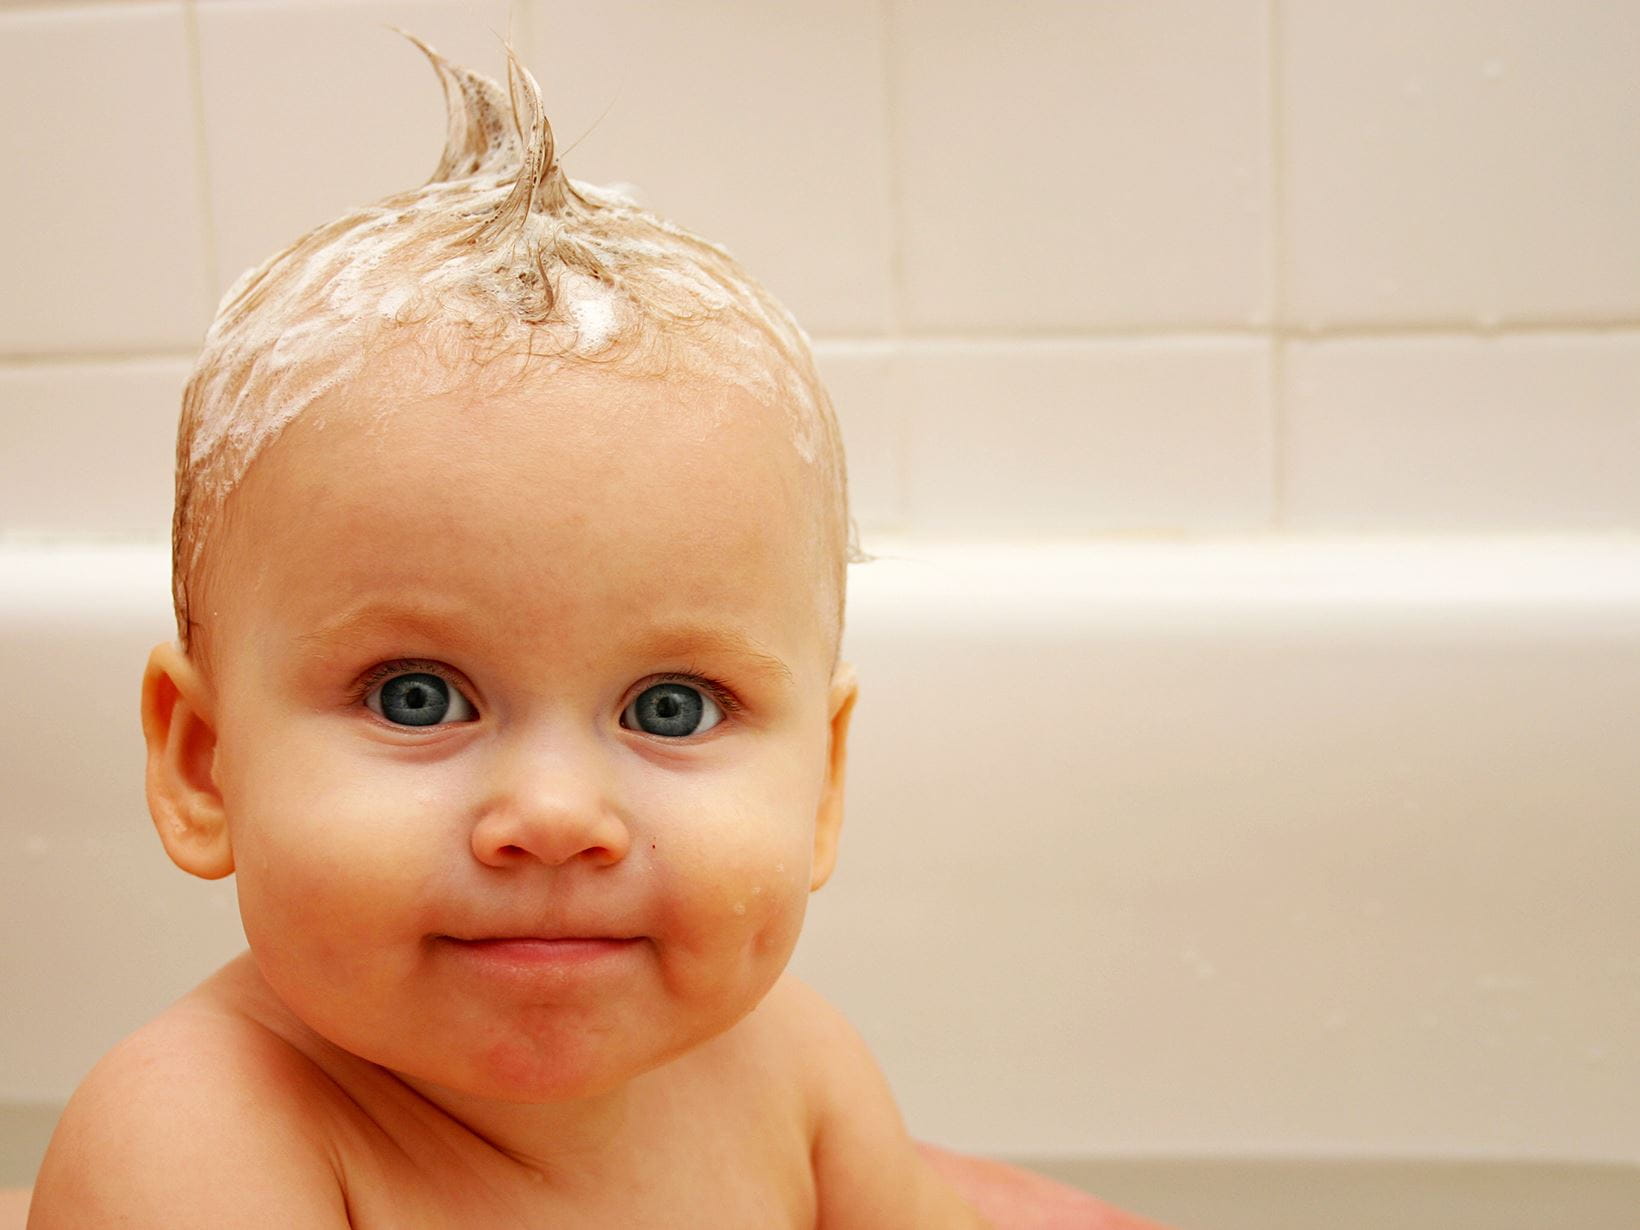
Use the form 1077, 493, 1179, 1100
214, 951, 649, 1188
392, 1069, 640, 1187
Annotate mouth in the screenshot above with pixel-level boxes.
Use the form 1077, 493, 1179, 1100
439, 935, 644, 969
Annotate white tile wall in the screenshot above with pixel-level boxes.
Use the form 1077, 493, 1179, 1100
813, 339, 906, 534
889, 0, 1271, 332
2, 4, 1639, 534
1284, 334, 1640, 532
196, 0, 513, 300
518, 0, 895, 336
0, 358, 187, 538
900, 339, 1272, 534
1282, 2, 1640, 328
0, 2, 210, 352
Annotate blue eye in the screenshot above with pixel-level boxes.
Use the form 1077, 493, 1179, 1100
366, 672, 476, 727
622, 682, 724, 738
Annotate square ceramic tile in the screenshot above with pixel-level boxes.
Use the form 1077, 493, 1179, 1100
1282, 2, 1640, 327
0, 4, 211, 352
890, 0, 1271, 332
813, 339, 905, 535
0, 358, 188, 539
1284, 334, 1640, 530
520, 0, 894, 336
196, 0, 513, 300
900, 339, 1272, 534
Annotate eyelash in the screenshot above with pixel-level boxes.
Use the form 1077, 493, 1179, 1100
350, 658, 460, 708
669, 670, 744, 718
348, 659, 745, 720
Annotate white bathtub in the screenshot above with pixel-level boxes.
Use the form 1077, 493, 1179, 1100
3, 537, 1638, 1227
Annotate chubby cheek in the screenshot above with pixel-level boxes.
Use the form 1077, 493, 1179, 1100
642, 786, 819, 1006
221, 733, 460, 982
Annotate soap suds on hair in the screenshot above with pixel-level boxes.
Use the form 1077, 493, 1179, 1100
172, 34, 857, 650
564, 273, 617, 351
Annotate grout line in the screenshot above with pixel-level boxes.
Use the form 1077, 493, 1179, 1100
508, 0, 534, 61
828, 326, 1276, 343
1269, 335, 1287, 527
1266, 0, 1288, 530
0, 0, 121, 10
876, 0, 907, 339
890, 341, 913, 537
806, 320, 1640, 347
1275, 317, 1640, 339
181, 0, 222, 313
811, 331, 1270, 350
873, 0, 914, 536
10, 317, 1640, 369
0, 349, 198, 367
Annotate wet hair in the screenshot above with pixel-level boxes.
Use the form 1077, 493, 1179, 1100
173, 34, 858, 664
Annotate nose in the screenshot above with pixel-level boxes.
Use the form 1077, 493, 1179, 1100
470, 731, 632, 870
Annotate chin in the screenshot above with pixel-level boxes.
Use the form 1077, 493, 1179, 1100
451, 1031, 673, 1103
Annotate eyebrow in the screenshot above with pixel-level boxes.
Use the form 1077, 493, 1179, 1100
295, 603, 794, 685
294, 601, 465, 653
631, 626, 795, 685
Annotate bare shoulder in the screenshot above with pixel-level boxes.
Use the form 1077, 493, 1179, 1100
743, 973, 857, 1062
746, 974, 898, 1128
29, 982, 351, 1228
756, 975, 987, 1229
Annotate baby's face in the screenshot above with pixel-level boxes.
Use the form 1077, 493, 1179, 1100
200, 343, 853, 1103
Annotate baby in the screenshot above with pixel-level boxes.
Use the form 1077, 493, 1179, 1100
28, 37, 1151, 1230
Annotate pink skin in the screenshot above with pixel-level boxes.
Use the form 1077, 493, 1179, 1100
189, 348, 853, 1144
124, 342, 1165, 1227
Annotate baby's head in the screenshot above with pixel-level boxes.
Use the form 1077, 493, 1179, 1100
174, 34, 856, 679
147, 39, 860, 1101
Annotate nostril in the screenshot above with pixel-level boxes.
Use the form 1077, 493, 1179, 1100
487, 840, 619, 866
470, 804, 632, 868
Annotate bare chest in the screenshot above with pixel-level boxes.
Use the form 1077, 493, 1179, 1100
345, 1168, 811, 1228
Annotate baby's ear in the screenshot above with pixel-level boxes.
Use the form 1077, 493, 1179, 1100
810, 660, 859, 892
141, 642, 233, 880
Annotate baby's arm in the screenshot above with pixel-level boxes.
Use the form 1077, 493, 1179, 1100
28, 1012, 350, 1228
772, 979, 987, 1229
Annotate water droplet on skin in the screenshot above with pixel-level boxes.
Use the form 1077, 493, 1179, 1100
733, 902, 747, 916
750, 885, 763, 896
1180, 945, 1217, 979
